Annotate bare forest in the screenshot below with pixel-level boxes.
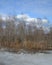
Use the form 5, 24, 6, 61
0, 15, 52, 52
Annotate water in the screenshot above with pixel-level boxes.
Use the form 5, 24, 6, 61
0, 51, 52, 65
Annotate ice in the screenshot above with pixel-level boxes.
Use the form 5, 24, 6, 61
0, 51, 52, 65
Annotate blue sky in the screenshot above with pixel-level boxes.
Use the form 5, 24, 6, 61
0, 0, 52, 24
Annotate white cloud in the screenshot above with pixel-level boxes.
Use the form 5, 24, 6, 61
17, 14, 39, 23
42, 19, 48, 23
0, 14, 48, 25
17, 14, 29, 20
26, 18, 35, 22
16, 14, 48, 24
2, 16, 6, 21
0, 14, 49, 33
16, 14, 49, 32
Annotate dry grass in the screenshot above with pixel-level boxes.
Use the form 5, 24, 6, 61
0, 40, 52, 52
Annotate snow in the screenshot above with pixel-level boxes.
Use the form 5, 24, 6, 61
0, 51, 52, 65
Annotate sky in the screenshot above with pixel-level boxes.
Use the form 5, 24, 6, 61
0, 0, 52, 24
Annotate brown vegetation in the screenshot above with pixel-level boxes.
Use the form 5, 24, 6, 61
0, 16, 52, 52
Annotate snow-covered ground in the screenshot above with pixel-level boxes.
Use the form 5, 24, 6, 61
0, 51, 52, 65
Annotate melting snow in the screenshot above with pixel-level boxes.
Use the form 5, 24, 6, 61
0, 51, 52, 65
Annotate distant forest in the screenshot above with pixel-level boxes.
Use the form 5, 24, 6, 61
0, 15, 52, 52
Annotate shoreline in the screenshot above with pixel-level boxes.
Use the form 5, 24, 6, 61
0, 48, 52, 54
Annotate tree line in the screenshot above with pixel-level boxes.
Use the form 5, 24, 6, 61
0, 16, 52, 51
